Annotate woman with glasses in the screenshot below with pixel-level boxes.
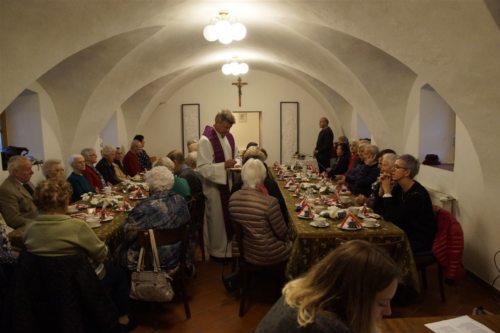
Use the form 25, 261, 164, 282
376, 154, 436, 253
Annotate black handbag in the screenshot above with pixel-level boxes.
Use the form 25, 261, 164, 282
222, 270, 239, 293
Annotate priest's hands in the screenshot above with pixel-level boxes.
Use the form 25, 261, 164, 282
225, 159, 237, 169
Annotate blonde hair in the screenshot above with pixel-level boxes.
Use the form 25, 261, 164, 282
34, 179, 72, 212
283, 240, 399, 333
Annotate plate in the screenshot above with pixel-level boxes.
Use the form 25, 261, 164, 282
337, 223, 362, 231
365, 212, 381, 219
297, 215, 314, 220
100, 216, 113, 222
362, 222, 381, 228
88, 223, 102, 229
309, 221, 330, 228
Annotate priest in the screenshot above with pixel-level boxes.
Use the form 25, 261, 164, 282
197, 110, 240, 260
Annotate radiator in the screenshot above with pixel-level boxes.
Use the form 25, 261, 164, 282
426, 187, 456, 216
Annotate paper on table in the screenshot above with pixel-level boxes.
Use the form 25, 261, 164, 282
424, 315, 494, 333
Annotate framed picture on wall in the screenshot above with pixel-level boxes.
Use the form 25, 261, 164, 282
280, 102, 299, 164
181, 104, 200, 155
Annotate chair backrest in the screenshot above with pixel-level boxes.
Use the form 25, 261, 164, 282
233, 222, 245, 262
136, 224, 189, 269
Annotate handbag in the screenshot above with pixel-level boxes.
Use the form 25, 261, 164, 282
129, 229, 174, 302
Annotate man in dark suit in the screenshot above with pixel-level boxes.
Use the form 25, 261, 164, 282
314, 117, 334, 172
0, 156, 37, 229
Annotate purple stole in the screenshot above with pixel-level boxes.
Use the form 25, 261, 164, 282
202, 125, 235, 239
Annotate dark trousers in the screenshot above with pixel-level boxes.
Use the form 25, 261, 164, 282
100, 265, 130, 316
317, 155, 330, 173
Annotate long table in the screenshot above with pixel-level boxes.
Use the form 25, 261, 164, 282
378, 315, 500, 332
275, 171, 420, 291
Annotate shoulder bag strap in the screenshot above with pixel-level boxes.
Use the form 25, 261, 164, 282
148, 229, 161, 272
136, 243, 145, 273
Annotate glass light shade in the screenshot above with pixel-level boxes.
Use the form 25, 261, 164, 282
222, 64, 232, 75
219, 32, 233, 45
231, 23, 247, 41
239, 63, 249, 74
203, 24, 217, 42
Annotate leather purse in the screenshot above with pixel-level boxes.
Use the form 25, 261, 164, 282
129, 229, 174, 302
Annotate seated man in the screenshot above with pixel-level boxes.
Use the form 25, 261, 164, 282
123, 140, 143, 177
133, 134, 154, 171
0, 156, 38, 229
376, 154, 436, 252
67, 154, 95, 202
345, 144, 380, 197
81, 148, 106, 191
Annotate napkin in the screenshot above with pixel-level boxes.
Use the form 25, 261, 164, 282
338, 212, 363, 230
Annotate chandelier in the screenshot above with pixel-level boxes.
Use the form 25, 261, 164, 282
221, 57, 249, 76
203, 10, 247, 45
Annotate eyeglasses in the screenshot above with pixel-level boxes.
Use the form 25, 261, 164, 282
393, 165, 407, 170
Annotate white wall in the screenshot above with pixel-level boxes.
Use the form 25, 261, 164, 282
142, 70, 329, 164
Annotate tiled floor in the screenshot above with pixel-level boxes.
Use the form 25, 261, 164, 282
130, 259, 500, 332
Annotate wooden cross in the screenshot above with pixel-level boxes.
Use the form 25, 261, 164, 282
232, 77, 248, 107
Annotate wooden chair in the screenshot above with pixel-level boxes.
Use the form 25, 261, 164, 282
413, 252, 445, 302
233, 223, 287, 317
136, 225, 191, 319
187, 192, 206, 262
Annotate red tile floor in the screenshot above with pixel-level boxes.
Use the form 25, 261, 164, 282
130, 259, 500, 333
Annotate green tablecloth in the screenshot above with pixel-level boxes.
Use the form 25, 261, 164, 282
274, 170, 420, 291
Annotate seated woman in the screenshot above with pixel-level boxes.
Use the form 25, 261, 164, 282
327, 142, 351, 178
256, 240, 399, 333
231, 146, 289, 225
96, 145, 122, 185
376, 154, 436, 253
229, 158, 291, 266
67, 154, 95, 202
23, 179, 134, 331
119, 166, 192, 272
155, 156, 191, 199
41, 159, 65, 180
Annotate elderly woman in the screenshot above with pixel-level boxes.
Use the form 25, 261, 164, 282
41, 159, 65, 180
328, 142, 351, 177
119, 166, 192, 272
231, 146, 289, 225
376, 154, 436, 252
67, 154, 95, 202
81, 148, 106, 191
256, 240, 399, 333
155, 156, 191, 198
24, 179, 134, 331
96, 144, 121, 185
229, 158, 290, 266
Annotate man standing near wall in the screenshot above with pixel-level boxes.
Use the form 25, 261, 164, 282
314, 117, 334, 172
197, 110, 240, 261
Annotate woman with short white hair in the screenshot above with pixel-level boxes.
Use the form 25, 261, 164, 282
229, 158, 290, 266
155, 156, 191, 198
119, 166, 192, 272
96, 144, 121, 185
67, 154, 95, 202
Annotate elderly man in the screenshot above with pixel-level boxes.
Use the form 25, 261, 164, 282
41, 159, 65, 180
81, 148, 106, 191
96, 145, 121, 185
133, 134, 154, 171
67, 154, 95, 202
0, 156, 38, 229
123, 140, 143, 177
197, 110, 240, 260
345, 144, 380, 197
314, 117, 334, 173
186, 139, 198, 153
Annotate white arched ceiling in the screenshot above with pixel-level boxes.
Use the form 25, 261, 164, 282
1, 0, 499, 183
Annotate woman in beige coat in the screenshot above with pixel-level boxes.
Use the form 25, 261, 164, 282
229, 158, 291, 266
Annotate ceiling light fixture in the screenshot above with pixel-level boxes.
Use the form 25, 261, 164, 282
203, 10, 247, 45
221, 57, 249, 76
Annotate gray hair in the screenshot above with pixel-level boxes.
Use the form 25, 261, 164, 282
215, 109, 235, 124
382, 153, 397, 167
186, 139, 198, 147
398, 154, 420, 178
364, 144, 379, 157
243, 146, 266, 164
130, 139, 141, 150
241, 158, 267, 189
42, 159, 63, 178
155, 156, 175, 172
80, 148, 95, 160
67, 154, 84, 167
101, 144, 116, 157
145, 166, 174, 193
7, 155, 31, 175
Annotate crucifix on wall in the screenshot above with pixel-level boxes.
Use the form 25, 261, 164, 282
232, 77, 248, 107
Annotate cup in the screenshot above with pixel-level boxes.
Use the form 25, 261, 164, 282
363, 218, 377, 227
